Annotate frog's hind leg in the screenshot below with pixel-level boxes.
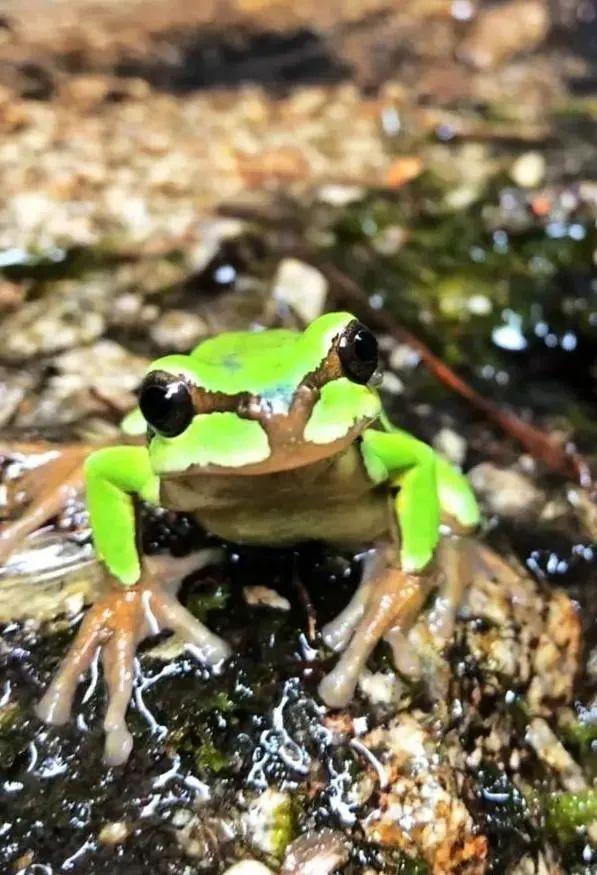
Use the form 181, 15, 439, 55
37, 549, 230, 766
0, 444, 90, 565
319, 537, 474, 708
319, 547, 434, 708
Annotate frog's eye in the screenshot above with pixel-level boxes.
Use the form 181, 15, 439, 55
139, 370, 194, 437
338, 321, 379, 384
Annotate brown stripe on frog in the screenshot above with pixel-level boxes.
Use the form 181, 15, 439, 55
164, 328, 367, 476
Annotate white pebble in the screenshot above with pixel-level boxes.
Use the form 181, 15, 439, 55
272, 258, 328, 324
433, 428, 467, 466
510, 151, 546, 188
224, 863, 274, 875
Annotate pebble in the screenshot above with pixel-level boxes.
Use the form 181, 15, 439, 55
243, 586, 291, 611
510, 152, 546, 188
317, 184, 364, 206
150, 309, 208, 351
272, 258, 328, 324
458, 0, 549, 69
468, 463, 543, 517
381, 371, 404, 395
433, 427, 467, 467
224, 864, 274, 875
98, 821, 130, 845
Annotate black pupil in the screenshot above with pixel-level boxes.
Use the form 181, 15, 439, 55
144, 385, 174, 427
353, 327, 377, 363
139, 374, 193, 437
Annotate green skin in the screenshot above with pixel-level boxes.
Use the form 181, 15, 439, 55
86, 311, 479, 587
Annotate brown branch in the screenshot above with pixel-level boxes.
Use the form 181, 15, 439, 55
321, 262, 591, 486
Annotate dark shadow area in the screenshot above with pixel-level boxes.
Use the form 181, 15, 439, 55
115, 26, 350, 93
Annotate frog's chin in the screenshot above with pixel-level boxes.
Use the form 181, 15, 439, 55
158, 423, 368, 479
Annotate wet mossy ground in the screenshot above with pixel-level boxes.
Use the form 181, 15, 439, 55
1, 8, 597, 870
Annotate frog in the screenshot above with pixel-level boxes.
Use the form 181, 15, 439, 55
0, 311, 480, 765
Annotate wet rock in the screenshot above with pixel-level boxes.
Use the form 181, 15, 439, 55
468, 463, 544, 517
358, 669, 402, 706
0, 531, 103, 622
243, 585, 291, 611
0, 366, 35, 428
526, 718, 586, 792
15, 340, 148, 428
242, 789, 294, 857
0, 287, 105, 361
272, 258, 328, 324
281, 830, 350, 875
362, 714, 488, 873
458, 0, 549, 70
98, 821, 130, 845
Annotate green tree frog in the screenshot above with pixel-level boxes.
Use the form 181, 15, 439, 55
0, 312, 479, 764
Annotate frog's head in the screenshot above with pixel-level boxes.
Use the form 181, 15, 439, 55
134, 312, 382, 476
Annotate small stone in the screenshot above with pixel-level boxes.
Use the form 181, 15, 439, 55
150, 310, 208, 352
510, 152, 546, 189
372, 225, 408, 256
458, 0, 549, 69
389, 344, 421, 371
243, 586, 290, 611
433, 428, 467, 466
358, 670, 402, 706
272, 258, 327, 324
467, 294, 492, 315
281, 830, 350, 875
381, 371, 404, 395
317, 184, 364, 206
98, 821, 130, 845
468, 463, 543, 517
242, 789, 293, 856
224, 864, 274, 875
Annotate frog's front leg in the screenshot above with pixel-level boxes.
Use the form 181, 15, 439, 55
36, 446, 230, 766
0, 443, 91, 565
319, 428, 479, 707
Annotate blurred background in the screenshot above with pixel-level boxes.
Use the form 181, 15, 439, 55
0, 2, 596, 874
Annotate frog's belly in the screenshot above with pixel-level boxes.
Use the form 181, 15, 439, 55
159, 445, 390, 547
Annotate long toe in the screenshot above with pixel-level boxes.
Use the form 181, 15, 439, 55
101, 629, 137, 766
36, 609, 104, 724
153, 588, 231, 665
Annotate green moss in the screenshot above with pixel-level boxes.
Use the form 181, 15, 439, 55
187, 584, 230, 622
545, 790, 597, 843
194, 737, 228, 774
269, 795, 295, 858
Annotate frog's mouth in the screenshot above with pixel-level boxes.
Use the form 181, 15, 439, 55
150, 384, 377, 478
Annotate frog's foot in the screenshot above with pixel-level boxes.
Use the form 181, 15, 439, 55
0, 444, 90, 566
319, 538, 475, 707
36, 556, 230, 766
318, 547, 434, 708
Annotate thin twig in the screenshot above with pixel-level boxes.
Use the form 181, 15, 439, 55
321, 262, 591, 486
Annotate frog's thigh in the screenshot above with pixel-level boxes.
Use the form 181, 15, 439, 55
319, 548, 433, 708
0, 444, 89, 566
84, 445, 159, 585
361, 430, 440, 573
